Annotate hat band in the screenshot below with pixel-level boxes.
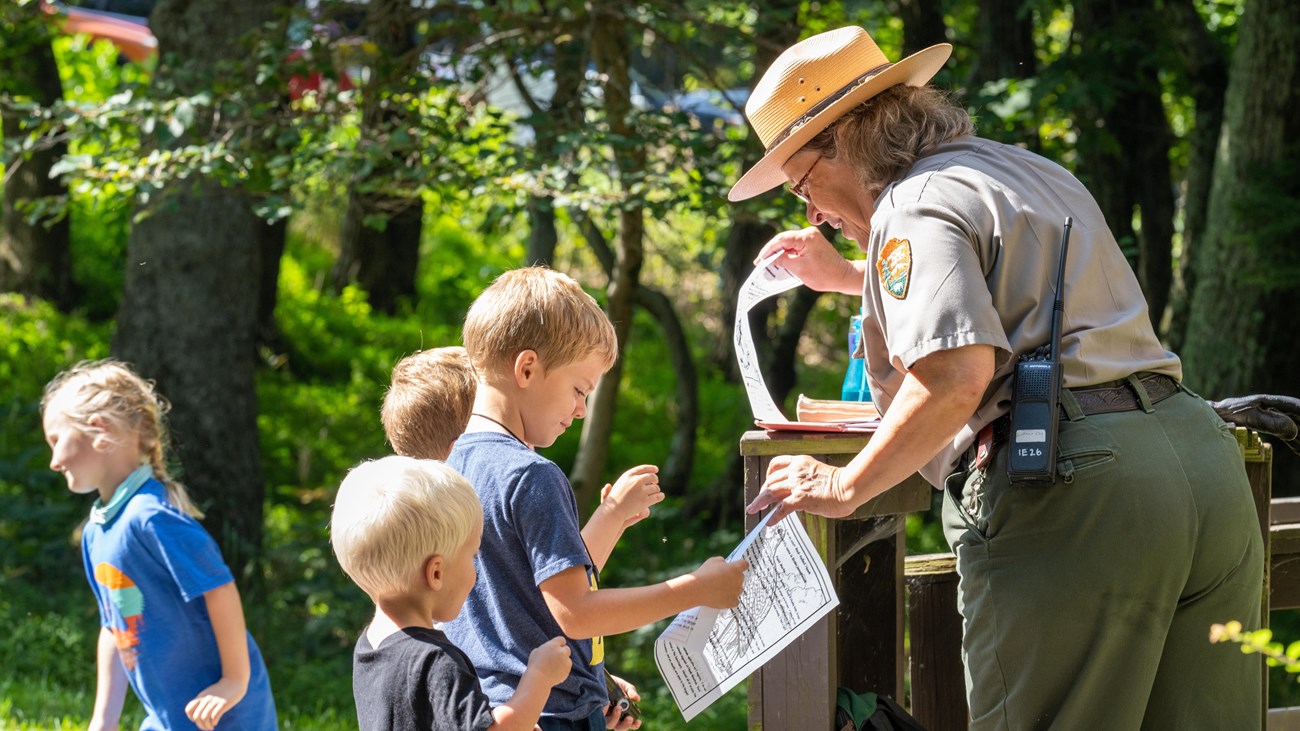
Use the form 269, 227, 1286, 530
764, 62, 893, 154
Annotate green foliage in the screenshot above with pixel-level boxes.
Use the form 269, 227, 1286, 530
1211, 619, 1300, 671
0, 675, 146, 730
0, 296, 111, 613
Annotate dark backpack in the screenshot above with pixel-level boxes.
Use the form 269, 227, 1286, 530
835, 688, 928, 731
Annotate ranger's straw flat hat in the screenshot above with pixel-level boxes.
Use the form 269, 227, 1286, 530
729, 26, 952, 201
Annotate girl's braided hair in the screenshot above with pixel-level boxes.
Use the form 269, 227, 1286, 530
41, 359, 203, 518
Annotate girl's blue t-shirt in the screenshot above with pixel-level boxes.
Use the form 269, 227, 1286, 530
81, 478, 277, 730
444, 432, 607, 722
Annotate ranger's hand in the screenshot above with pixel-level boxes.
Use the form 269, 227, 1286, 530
747, 454, 856, 522
1209, 394, 1300, 454
754, 227, 862, 294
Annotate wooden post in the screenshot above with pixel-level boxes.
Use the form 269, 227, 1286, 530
1236, 427, 1273, 729
741, 431, 929, 730
905, 553, 968, 730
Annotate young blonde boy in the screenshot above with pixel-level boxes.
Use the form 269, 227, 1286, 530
382, 346, 477, 461
444, 266, 749, 730
331, 456, 572, 730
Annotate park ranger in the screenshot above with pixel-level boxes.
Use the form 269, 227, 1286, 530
737, 25, 1263, 729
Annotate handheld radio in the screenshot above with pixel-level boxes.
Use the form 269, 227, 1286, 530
1006, 217, 1073, 485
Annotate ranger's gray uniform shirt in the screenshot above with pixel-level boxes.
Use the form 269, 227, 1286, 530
860, 136, 1180, 486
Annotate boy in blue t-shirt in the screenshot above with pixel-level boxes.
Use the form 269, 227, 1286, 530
443, 266, 749, 730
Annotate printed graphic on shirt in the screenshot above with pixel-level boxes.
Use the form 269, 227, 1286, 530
95, 563, 144, 671
588, 567, 603, 665
877, 238, 912, 300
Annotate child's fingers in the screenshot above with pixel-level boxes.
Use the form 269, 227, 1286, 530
610, 673, 638, 697
185, 698, 210, 731
186, 694, 228, 731
621, 464, 658, 477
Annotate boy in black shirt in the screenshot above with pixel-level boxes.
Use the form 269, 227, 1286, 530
331, 456, 571, 730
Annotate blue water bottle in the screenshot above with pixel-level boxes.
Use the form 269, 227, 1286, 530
841, 315, 867, 401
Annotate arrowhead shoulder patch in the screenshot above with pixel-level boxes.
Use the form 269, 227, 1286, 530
877, 237, 912, 300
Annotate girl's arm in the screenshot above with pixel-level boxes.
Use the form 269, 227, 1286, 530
184, 582, 251, 730
88, 627, 129, 731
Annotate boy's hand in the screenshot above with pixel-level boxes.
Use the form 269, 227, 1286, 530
604, 674, 642, 730
184, 677, 247, 730
527, 636, 572, 687
600, 464, 663, 529
692, 556, 750, 608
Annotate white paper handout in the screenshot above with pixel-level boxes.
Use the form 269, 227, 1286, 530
734, 253, 804, 423
653, 510, 840, 721
735, 254, 877, 432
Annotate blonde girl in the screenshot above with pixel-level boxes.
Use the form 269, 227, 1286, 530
41, 360, 276, 731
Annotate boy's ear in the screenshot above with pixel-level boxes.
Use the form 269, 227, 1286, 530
423, 554, 445, 591
513, 349, 540, 388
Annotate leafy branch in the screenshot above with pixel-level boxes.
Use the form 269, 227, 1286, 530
1210, 620, 1300, 674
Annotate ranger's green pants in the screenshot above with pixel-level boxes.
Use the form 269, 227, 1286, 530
942, 389, 1263, 730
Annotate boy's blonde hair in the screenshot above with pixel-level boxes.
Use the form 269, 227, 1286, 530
381, 347, 476, 460
330, 456, 482, 600
41, 359, 203, 518
462, 266, 618, 375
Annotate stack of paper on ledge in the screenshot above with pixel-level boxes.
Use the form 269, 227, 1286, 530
795, 394, 880, 424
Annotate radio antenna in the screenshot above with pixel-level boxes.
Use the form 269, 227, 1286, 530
1048, 217, 1073, 359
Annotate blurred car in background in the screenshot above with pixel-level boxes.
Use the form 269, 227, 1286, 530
38, 0, 355, 99
667, 87, 749, 131
39, 0, 158, 63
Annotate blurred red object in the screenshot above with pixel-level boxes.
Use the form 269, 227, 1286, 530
39, 0, 357, 101
40, 0, 157, 63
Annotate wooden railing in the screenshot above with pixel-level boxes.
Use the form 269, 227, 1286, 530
741, 427, 1279, 730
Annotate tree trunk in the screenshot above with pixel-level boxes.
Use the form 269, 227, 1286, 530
714, 1, 800, 378
255, 217, 287, 348
768, 287, 823, 406
1160, 0, 1230, 351
113, 0, 283, 575
968, 0, 1034, 87
964, 0, 1038, 148
115, 183, 266, 575
334, 193, 422, 313
895, 0, 948, 57
1182, 0, 1300, 492
576, 213, 698, 497
519, 9, 588, 268
1, 14, 76, 310
702, 3, 802, 525
330, 0, 424, 315
1073, 0, 1176, 331
525, 196, 558, 266
571, 6, 646, 509
715, 215, 777, 379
